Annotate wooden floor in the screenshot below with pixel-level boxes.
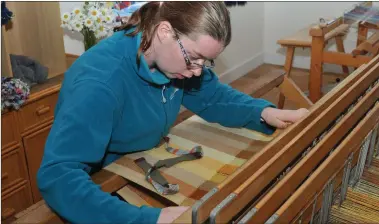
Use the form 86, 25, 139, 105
175, 63, 346, 125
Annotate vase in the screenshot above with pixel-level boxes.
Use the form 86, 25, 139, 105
81, 27, 97, 51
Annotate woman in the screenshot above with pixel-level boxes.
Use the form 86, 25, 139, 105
37, 2, 308, 224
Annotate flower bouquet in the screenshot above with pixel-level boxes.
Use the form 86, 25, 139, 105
61, 2, 116, 51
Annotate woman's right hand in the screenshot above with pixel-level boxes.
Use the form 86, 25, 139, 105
157, 206, 189, 224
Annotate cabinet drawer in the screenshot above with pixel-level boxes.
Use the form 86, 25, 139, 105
17, 93, 58, 133
2, 181, 33, 222
1, 144, 29, 190
1, 112, 19, 149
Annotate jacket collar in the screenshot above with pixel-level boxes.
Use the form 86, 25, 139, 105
124, 29, 171, 86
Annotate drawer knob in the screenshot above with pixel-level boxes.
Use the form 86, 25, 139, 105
1, 172, 8, 180
2, 208, 15, 220
36, 106, 50, 116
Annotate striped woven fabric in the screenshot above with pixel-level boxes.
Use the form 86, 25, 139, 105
329, 157, 379, 223
104, 115, 278, 206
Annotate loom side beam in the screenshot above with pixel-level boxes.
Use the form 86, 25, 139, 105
353, 31, 379, 56
212, 59, 379, 224
244, 64, 379, 224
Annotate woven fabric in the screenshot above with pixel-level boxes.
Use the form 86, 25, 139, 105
105, 115, 277, 206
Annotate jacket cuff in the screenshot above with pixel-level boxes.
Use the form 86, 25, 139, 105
244, 103, 277, 135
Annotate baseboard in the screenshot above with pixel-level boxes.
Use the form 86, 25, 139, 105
218, 53, 264, 84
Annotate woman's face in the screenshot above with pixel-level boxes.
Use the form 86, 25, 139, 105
152, 22, 224, 79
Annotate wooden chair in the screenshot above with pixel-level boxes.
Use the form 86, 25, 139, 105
277, 2, 378, 105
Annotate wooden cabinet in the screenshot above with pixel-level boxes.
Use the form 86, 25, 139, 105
1, 113, 33, 223
1, 144, 29, 190
1, 74, 63, 223
1, 111, 19, 149
2, 180, 33, 223
23, 124, 52, 202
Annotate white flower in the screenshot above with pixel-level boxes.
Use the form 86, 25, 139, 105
100, 8, 109, 17
61, 13, 70, 22
94, 16, 102, 25
95, 24, 108, 38
75, 13, 85, 22
72, 21, 83, 32
89, 7, 100, 19
104, 15, 113, 24
84, 18, 94, 28
72, 7, 82, 16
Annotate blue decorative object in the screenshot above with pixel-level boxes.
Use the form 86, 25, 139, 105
1, 2, 13, 26
224, 1, 247, 7
112, 1, 148, 18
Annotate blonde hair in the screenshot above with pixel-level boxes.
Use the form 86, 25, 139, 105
120, 2, 231, 63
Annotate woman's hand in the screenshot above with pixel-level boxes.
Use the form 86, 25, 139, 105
157, 206, 189, 224
261, 107, 309, 129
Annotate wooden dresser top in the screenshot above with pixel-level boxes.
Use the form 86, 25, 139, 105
2, 74, 64, 115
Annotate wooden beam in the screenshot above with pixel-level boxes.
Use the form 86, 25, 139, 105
278, 47, 295, 109
309, 17, 344, 37
335, 35, 350, 74
309, 35, 324, 103
323, 51, 372, 67
279, 76, 313, 109
353, 31, 379, 56
324, 24, 349, 42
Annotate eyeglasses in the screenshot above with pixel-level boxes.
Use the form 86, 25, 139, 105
175, 33, 215, 69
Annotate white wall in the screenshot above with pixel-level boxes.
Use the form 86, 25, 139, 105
214, 2, 264, 83
263, 2, 377, 73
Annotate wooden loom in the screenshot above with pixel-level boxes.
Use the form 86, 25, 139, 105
11, 55, 379, 224
277, 1, 379, 105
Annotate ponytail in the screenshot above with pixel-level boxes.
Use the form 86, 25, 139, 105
119, 2, 161, 65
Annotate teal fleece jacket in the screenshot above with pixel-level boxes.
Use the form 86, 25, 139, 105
37, 30, 276, 224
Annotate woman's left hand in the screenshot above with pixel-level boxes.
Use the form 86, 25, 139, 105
261, 107, 309, 129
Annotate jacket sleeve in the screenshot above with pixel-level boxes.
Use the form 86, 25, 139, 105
37, 79, 161, 224
182, 69, 276, 135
